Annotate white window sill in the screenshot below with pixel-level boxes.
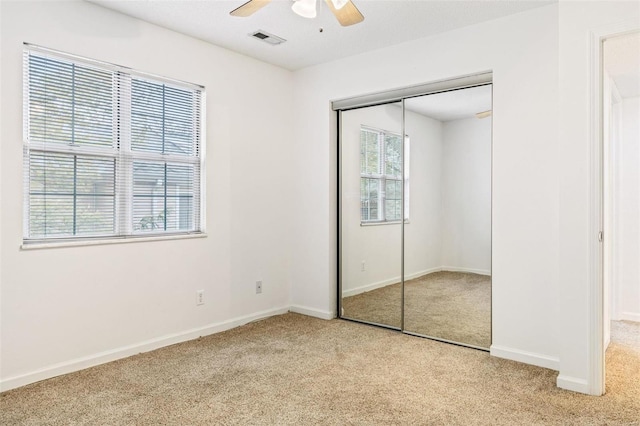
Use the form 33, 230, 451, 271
360, 220, 410, 227
21, 232, 207, 250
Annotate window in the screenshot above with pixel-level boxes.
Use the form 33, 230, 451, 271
23, 45, 204, 244
360, 127, 409, 223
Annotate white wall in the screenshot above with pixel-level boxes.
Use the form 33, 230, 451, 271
613, 96, 640, 322
292, 4, 561, 374
441, 117, 492, 274
0, 0, 294, 391
340, 104, 443, 295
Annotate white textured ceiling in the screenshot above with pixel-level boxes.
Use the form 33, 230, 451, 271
404, 84, 492, 122
604, 31, 640, 98
88, 0, 554, 70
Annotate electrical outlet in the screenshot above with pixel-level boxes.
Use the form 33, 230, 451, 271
256, 280, 263, 294
196, 289, 204, 305
361, 261, 366, 272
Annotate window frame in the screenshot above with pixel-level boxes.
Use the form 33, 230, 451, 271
22, 44, 206, 247
359, 126, 409, 225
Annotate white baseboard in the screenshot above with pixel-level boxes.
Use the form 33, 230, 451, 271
342, 266, 491, 297
341, 275, 401, 298
0, 306, 289, 392
342, 267, 443, 297
289, 305, 335, 320
404, 268, 443, 281
441, 266, 492, 276
620, 312, 640, 323
490, 344, 560, 371
556, 375, 591, 394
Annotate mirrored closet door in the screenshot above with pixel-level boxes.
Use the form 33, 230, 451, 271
337, 75, 492, 350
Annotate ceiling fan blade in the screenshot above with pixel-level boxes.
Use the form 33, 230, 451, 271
230, 0, 272, 17
324, 0, 364, 26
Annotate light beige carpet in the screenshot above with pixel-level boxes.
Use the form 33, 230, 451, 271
1, 314, 639, 425
343, 271, 491, 348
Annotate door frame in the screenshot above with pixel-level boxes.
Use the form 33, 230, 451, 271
588, 21, 640, 396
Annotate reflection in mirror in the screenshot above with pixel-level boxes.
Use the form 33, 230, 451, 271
403, 85, 492, 348
340, 102, 404, 328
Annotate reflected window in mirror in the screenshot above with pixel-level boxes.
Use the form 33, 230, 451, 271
360, 127, 409, 224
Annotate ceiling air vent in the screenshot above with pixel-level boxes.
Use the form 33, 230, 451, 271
250, 30, 286, 46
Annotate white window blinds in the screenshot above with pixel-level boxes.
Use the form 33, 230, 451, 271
23, 45, 204, 243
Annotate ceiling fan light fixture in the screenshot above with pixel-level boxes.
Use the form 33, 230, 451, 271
330, 0, 348, 10
230, 0, 364, 27
292, 0, 317, 18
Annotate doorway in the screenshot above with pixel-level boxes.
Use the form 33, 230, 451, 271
602, 31, 640, 393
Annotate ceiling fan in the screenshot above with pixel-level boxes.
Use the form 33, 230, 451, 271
230, 0, 365, 27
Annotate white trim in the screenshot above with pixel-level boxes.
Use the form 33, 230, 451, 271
342, 277, 397, 297
587, 26, 605, 397
440, 266, 492, 276
342, 267, 441, 297
587, 21, 640, 397
0, 306, 289, 392
490, 345, 560, 371
360, 219, 409, 227
21, 232, 207, 250
342, 266, 491, 297
556, 375, 590, 394
289, 305, 335, 320
620, 312, 640, 323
